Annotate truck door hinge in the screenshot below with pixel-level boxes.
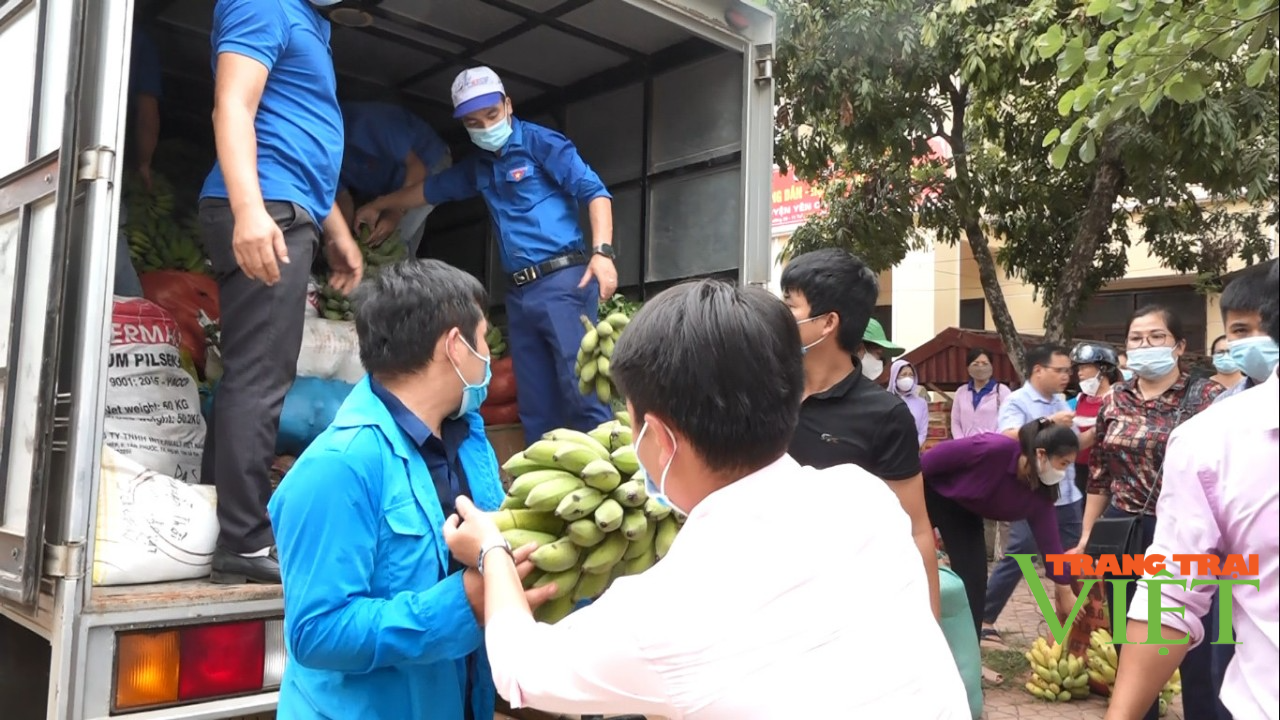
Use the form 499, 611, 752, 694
77, 147, 116, 183
44, 542, 86, 580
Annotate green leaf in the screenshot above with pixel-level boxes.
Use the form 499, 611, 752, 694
1078, 135, 1097, 163
1050, 142, 1071, 169
1139, 89, 1164, 115
1037, 25, 1065, 59
1085, 0, 1112, 16
1165, 77, 1205, 104
1244, 50, 1275, 88
1042, 128, 1062, 148
1058, 88, 1077, 116
1073, 82, 1098, 112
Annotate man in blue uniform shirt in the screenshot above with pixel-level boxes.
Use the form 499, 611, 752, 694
335, 101, 452, 257
198, 0, 362, 584
269, 260, 557, 720
357, 66, 617, 445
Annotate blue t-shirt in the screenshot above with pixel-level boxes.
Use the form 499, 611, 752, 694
130, 27, 163, 99
424, 118, 611, 273
200, 0, 343, 225
339, 102, 449, 199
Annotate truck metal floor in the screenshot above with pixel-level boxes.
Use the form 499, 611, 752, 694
88, 579, 282, 613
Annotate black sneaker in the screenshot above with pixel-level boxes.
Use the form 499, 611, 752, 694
211, 547, 281, 584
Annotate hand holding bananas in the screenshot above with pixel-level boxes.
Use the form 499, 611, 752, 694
575, 312, 631, 404
489, 416, 683, 624
444, 496, 562, 616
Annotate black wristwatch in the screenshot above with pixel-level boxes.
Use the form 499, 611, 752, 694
592, 243, 616, 260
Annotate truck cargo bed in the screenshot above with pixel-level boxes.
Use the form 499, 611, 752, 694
88, 579, 282, 613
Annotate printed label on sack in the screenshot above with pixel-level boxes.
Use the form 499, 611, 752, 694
104, 298, 205, 483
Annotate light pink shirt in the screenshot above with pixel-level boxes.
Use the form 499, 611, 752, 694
1129, 371, 1279, 720
485, 455, 971, 719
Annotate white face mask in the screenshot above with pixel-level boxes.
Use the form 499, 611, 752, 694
895, 376, 915, 393
1078, 376, 1101, 397
1037, 458, 1066, 486
861, 354, 884, 380
635, 421, 684, 516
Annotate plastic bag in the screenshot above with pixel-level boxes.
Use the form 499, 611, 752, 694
276, 377, 356, 455
94, 446, 218, 586
297, 316, 365, 384
140, 270, 220, 373
938, 566, 984, 719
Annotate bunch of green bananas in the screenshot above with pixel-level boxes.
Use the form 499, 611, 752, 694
355, 226, 407, 273
122, 171, 209, 274
1088, 629, 1181, 714
319, 283, 354, 322
485, 325, 507, 359
574, 313, 630, 404
1024, 636, 1090, 702
493, 413, 681, 624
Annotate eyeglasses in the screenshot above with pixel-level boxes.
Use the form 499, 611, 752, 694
1127, 332, 1173, 348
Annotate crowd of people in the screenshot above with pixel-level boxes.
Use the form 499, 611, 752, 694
129, 0, 1278, 718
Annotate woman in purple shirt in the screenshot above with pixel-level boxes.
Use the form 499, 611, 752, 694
922, 419, 1079, 634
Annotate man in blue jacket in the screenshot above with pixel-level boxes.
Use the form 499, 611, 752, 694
198, 0, 362, 584
269, 259, 558, 719
355, 66, 616, 445
335, 101, 452, 256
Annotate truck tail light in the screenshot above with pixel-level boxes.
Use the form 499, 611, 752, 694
113, 618, 287, 713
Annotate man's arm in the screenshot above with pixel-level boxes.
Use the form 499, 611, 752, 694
356, 162, 477, 227
996, 397, 1029, 439
480, 560, 671, 717
133, 94, 160, 181
271, 450, 482, 672
885, 475, 942, 620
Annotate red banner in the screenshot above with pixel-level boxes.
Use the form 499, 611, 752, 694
771, 169, 825, 231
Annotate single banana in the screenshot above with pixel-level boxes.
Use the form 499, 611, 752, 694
507, 469, 578, 501
580, 328, 599, 353
524, 476, 586, 512
555, 487, 605, 521
529, 538, 581, 573
500, 529, 558, 549
595, 319, 615, 338
523, 440, 565, 466
551, 445, 602, 475
623, 518, 655, 559
620, 549, 656, 576
587, 425, 616, 451
611, 479, 647, 508
522, 569, 544, 590
567, 518, 607, 547
643, 496, 671, 520
534, 594, 576, 625
596, 355, 611, 379
542, 429, 612, 461
609, 426, 633, 450
654, 515, 679, 559
610, 446, 640, 475
581, 359, 599, 383
600, 336, 616, 357
594, 498, 625, 532
581, 459, 623, 492
615, 410, 632, 427
621, 509, 649, 541
534, 567, 580, 601
595, 376, 612, 404
571, 570, 612, 602
492, 509, 565, 535
581, 531, 628, 575
605, 312, 630, 329
502, 453, 552, 478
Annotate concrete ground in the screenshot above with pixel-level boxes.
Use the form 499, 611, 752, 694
981, 574, 1185, 720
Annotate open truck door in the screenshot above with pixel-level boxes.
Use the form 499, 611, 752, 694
1, 0, 131, 613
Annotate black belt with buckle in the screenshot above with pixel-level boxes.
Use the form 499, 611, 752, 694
509, 251, 587, 287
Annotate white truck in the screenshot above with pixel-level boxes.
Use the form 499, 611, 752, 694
0, 0, 775, 718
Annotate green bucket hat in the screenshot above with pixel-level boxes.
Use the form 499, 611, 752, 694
862, 318, 905, 357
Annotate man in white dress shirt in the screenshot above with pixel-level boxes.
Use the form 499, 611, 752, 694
443, 279, 971, 719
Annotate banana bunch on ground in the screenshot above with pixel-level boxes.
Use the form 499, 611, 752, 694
318, 282, 355, 321
1024, 636, 1091, 702
485, 325, 507, 359
492, 415, 682, 624
122, 172, 209, 274
1088, 628, 1181, 714
574, 313, 630, 404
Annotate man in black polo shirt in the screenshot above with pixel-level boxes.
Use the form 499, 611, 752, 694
782, 249, 940, 620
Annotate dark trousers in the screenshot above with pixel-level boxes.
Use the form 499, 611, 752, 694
198, 199, 316, 554
924, 484, 988, 637
1100, 506, 1231, 720
505, 266, 612, 445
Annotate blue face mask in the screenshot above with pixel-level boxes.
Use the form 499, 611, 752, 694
1126, 346, 1178, 380
635, 420, 683, 516
1120, 368, 1135, 382
1212, 351, 1240, 374
467, 116, 513, 153
449, 336, 491, 420
796, 315, 829, 355
1228, 336, 1280, 382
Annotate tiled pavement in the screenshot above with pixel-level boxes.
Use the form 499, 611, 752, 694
982, 574, 1185, 720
